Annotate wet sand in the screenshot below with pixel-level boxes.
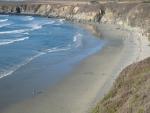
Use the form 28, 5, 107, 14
1, 23, 150, 113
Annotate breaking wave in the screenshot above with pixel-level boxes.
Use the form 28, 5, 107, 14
73, 33, 83, 47
0, 52, 44, 79
0, 19, 8, 22
0, 20, 56, 35
0, 46, 71, 79
0, 29, 29, 34
45, 46, 71, 53
25, 16, 34, 21
30, 24, 42, 30
54, 19, 65, 25
0, 37, 29, 46
0, 15, 102, 80
47, 20, 55, 25
0, 24, 42, 34
0, 23, 11, 28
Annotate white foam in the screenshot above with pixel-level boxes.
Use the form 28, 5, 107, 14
31, 24, 42, 30
0, 29, 29, 34
0, 23, 11, 28
73, 33, 83, 47
0, 52, 45, 79
46, 47, 70, 53
25, 20, 55, 32
0, 70, 14, 79
0, 19, 8, 22
0, 37, 29, 46
54, 19, 65, 25
0, 23, 43, 35
26, 16, 34, 21
59, 19, 65, 24
47, 20, 55, 25
23, 32, 29, 35
18, 16, 34, 21
0, 46, 71, 79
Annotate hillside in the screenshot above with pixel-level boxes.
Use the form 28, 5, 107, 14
92, 57, 150, 113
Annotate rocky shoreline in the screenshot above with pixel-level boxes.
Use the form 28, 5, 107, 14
0, 1, 149, 39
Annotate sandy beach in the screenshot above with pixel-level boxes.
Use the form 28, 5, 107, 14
1, 23, 150, 113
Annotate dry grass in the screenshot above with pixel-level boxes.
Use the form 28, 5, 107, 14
92, 57, 150, 113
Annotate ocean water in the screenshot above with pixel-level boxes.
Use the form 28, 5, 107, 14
0, 15, 105, 109
0, 15, 104, 80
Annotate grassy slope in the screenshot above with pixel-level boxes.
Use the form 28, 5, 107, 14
92, 57, 150, 113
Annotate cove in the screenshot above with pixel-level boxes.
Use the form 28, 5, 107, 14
0, 15, 105, 110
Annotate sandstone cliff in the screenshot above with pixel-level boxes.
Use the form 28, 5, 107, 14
0, 3, 103, 22
0, 1, 149, 38
101, 2, 150, 38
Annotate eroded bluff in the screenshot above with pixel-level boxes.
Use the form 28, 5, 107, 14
0, 2, 149, 38
0, 4, 103, 22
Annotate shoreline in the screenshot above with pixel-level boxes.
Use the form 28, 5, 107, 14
1, 22, 149, 113
0, 15, 105, 111
0, 1, 149, 112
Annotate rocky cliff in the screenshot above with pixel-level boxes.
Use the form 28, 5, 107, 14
0, 1, 149, 38
0, 3, 103, 22
101, 2, 150, 38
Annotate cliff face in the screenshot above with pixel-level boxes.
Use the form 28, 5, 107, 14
101, 3, 150, 38
0, 4, 103, 22
0, 2, 149, 38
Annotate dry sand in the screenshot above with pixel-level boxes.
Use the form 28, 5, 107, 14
1, 23, 150, 113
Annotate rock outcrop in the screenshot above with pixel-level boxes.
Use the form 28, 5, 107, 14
0, 3, 103, 22
0, 1, 149, 38
101, 2, 150, 38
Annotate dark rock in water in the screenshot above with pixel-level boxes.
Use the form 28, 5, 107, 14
16, 7, 21, 13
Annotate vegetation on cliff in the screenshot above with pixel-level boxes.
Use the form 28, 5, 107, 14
92, 57, 150, 113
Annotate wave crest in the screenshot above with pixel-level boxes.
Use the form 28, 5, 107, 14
31, 24, 42, 30
0, 52, 44, 79
45, 47, 70, 53
0, 19, 8, 22
73, 33, 83, 47
0, 37, 29, 46
0, 23, 11, 28
0, 46, 70, 79
26, 16, 34, 21
0, 29, 29, 34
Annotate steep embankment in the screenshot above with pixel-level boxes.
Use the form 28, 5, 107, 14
91, 3, 150, 113
92, 57, 150, 113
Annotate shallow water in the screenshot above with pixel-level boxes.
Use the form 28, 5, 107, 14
0, 15, 105, 110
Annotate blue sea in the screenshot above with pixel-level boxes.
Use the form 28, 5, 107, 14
0, 15, 105, 109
